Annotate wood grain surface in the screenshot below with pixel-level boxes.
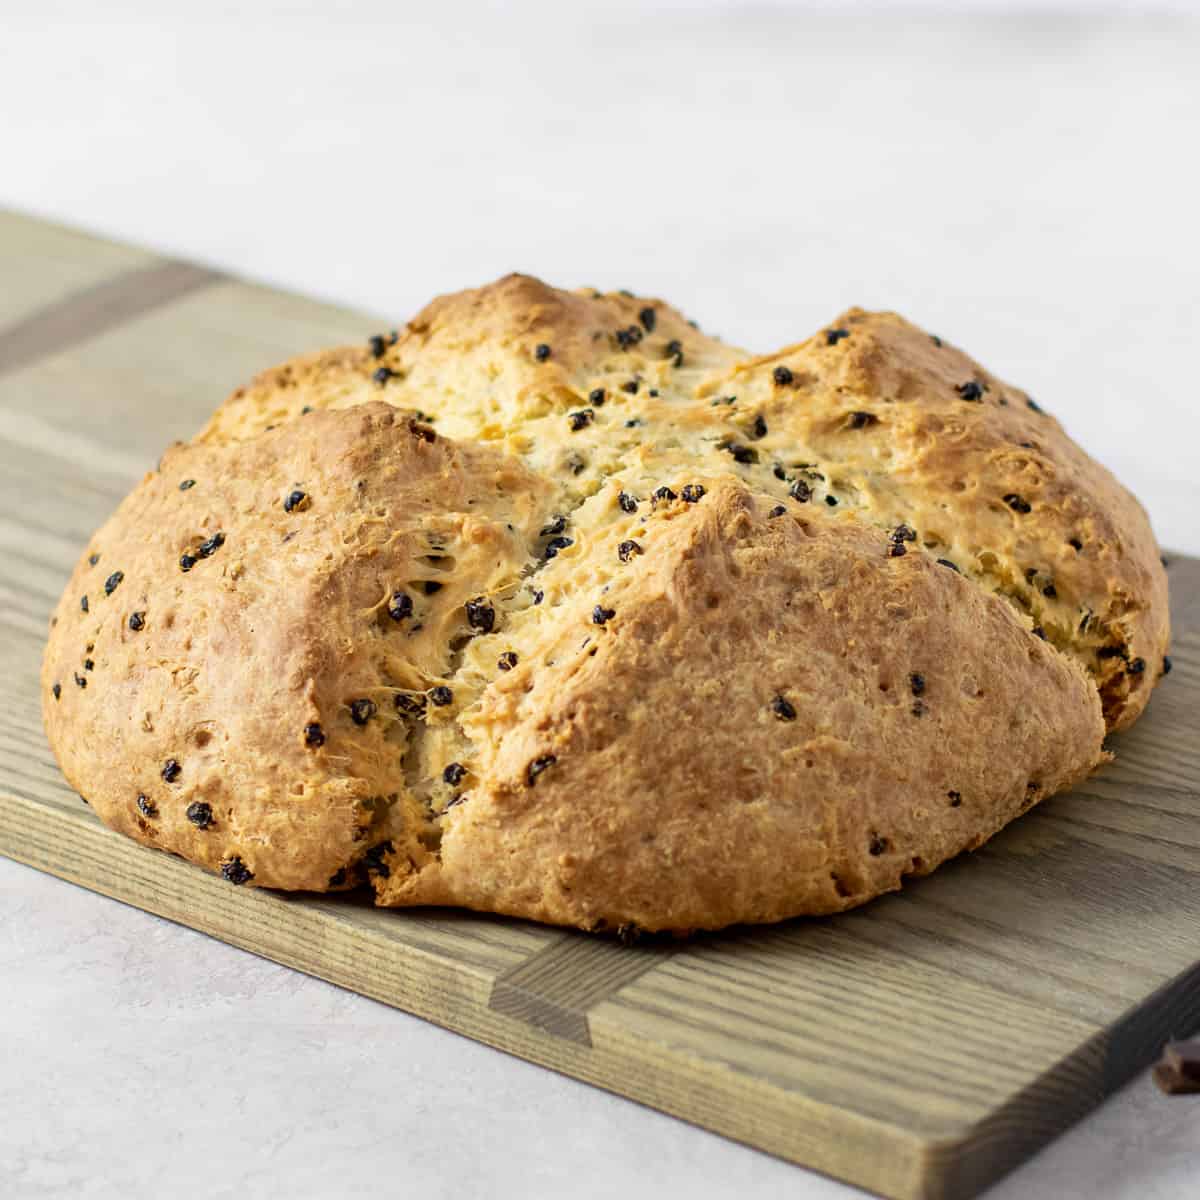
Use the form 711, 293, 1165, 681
1, 209, 1196, 1200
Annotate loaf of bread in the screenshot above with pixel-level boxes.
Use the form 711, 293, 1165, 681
41, 277, 1170, 932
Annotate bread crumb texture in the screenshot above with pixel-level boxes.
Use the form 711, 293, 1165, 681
42, 276, 1169, 931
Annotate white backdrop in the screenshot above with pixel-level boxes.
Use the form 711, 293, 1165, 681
2, 5, 1199, 1200
3, 1, 1198, 552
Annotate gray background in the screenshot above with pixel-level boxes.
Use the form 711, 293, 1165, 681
2, 2, 1198, 1197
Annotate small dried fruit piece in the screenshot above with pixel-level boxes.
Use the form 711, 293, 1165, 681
186, 801, 213, 829
527, 755, 557, 786
387, 591, 413, 622
465, 597, 496, 633
395, 693, 427, 718
1153, 1041, 1200, 1095
221, 857, 254, 885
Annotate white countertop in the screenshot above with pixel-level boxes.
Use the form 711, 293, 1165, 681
2, 3, 1198, 1197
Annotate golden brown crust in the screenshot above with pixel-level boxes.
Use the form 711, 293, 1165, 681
43, 275, 1168, 931
709, 309, 1168, 731
42, 404, 555, 890
376, 481, 1105, 931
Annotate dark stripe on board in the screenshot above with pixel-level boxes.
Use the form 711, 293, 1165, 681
0, 261, 223, 378
489, 932, 675, 1046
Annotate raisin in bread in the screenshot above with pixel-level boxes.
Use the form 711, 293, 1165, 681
42, 276, 1169, 932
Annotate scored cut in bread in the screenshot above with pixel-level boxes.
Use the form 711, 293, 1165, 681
42, 277, 1170, 933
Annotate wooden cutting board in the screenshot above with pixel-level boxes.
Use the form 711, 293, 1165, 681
2, 209, 1197, 1200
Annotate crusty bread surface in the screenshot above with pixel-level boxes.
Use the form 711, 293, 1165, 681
42, 277, 1168, 931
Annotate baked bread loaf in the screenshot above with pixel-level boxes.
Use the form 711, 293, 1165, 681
42, 276, 1170, 932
